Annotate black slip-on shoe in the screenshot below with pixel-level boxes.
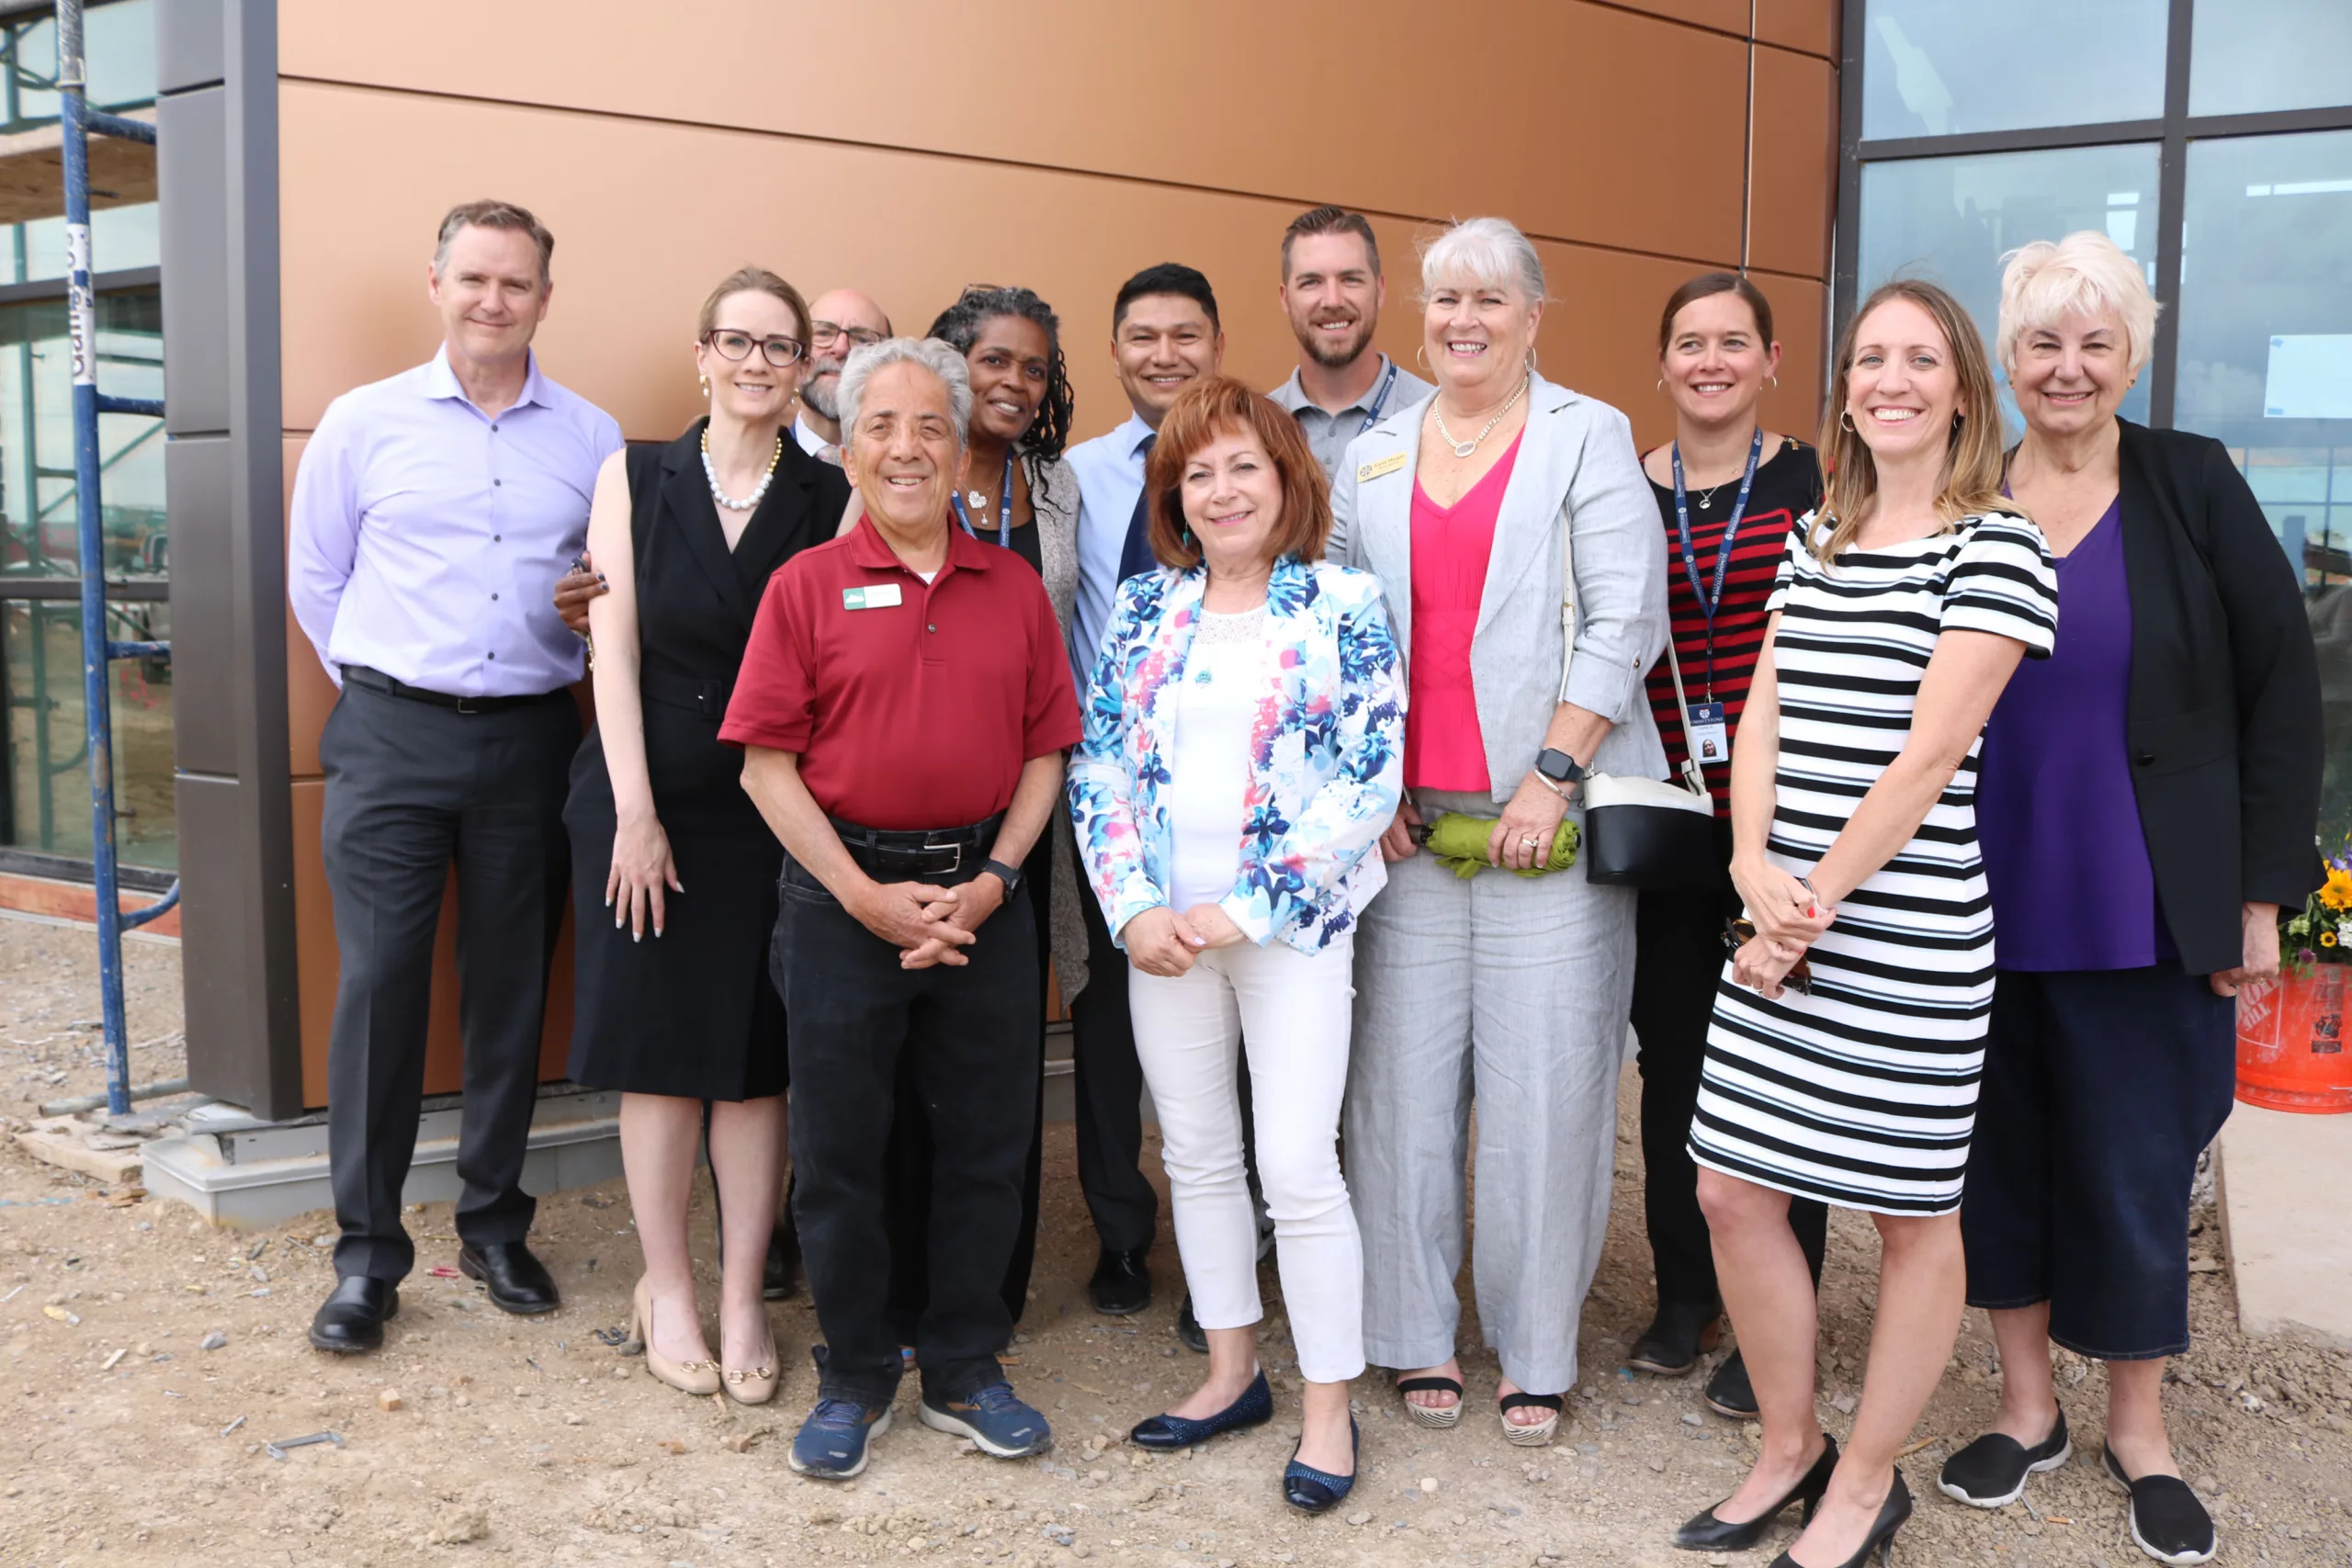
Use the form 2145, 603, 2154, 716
458, 1241, 560, 1314
1628, 1299, 1724, 1377
1703, 1347, 1758, 1418
1089, 1247, 1151, 1316
2102, 1445, 2216, 1565
1939, 1409, 2072, 1509
309, 1276, 398, 1354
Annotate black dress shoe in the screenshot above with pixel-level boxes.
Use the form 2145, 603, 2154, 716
1673, 1431, 1837, 1551
458, 1242, 560, 1314
1629, 1298, 1724, 1377
1705, 1347, 1759, 1419
1089, 1247, 1150, 1316
1175, 1292, 1208, 1353
763, 1218, 799, 1302
310, 1276, 398, 1354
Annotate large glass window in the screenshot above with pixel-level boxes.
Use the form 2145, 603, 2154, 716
1858, 144, 2159, 427
1860, 0, 2166, 140
2189, 0, 2352, 118
4, 599, 171, 869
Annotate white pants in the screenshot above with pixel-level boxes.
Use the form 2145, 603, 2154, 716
1128, 935, 1364, 1384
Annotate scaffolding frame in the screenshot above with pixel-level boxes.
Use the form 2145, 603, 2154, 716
57, 0, 173, 1117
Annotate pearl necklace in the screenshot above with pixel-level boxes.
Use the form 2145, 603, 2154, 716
702, 427, 782, 512
1432, 373, 1531, 458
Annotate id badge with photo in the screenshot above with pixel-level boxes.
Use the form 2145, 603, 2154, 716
1689, 700, 1730, 765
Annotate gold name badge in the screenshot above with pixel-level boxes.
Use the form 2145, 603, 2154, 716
842, 583, 903, 610
1357, 452, 1408, 483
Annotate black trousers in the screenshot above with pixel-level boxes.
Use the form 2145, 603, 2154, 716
1069, 882, 1159, 1254
1631, 851, 1826, 1309
1962, 964, 2235, 1360
776, 851, 1039, 1405
319, 678, 577, 1282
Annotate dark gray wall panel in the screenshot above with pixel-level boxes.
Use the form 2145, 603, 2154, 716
177, 772, 302, 1119
158, 85, 228, 437
156, 0, 225, 94
166, 434, 234, 774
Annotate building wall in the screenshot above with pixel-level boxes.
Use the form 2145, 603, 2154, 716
236, 0, 1838, 1109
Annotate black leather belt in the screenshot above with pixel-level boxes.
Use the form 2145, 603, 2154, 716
829, 812, 1003, 879
342, 664, 570, 715
640, 669, 735, 721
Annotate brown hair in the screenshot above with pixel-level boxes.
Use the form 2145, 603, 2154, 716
1282, 206, 1381, 279
433, 198, 555, 288
696, 265, 811, 347
1657, 271, 1776, 352
1811, 279, 2011, 563
1145, 377, 1332, 570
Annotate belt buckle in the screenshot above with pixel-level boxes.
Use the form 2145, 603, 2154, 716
453, 695, 481, 716
921, 839, 964, 874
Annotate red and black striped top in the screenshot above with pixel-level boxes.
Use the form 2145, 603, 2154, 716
1641, 437, 1825, 815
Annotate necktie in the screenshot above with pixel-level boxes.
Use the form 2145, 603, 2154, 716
1116, 434, 1159, 583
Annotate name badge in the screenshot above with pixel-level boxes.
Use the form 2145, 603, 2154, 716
842, 583, 902, 611
1689, 700, 1730, 765
1356, 452, 1408, 483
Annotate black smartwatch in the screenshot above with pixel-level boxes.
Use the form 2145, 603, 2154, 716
980, 859, 1023, 897
1534, 747, 1587, 785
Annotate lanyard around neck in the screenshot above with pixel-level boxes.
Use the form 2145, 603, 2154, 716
952, 450, 1017, 548
1352, 358, 1401, 442
1670, 426, 1764, 701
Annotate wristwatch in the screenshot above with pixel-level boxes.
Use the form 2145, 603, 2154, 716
980, 859, 1023, 897
1534, 748, 1587, 785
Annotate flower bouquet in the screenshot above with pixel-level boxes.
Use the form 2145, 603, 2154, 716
2280, 846, 2352, 972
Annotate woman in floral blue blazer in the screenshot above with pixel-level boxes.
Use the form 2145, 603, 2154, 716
1066, 378, 1402, 1514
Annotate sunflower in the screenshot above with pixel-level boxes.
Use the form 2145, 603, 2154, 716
2324, 931, 2338, 947
2322, 868, 2352, 911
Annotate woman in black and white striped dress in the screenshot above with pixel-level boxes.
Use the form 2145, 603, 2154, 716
1668, 281, 2056, 1568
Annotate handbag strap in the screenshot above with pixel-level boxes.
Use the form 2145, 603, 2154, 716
1557, 488, 1709, 798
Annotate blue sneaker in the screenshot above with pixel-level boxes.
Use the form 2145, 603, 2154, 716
788, 1395, 893, 1479
918, 1381, 1052, 1458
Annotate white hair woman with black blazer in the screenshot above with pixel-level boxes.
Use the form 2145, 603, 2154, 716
1329, 215, 1668, 1447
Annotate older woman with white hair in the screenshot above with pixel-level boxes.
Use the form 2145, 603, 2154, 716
1937, 231, 2321, 1567
1331, 216, 1668, 1446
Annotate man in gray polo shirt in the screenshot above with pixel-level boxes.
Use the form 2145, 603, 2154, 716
1265, 206, 1432, 480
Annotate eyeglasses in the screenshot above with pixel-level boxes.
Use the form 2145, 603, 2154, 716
1724, 918, 1813, 997
703, 329, 806, 367
809, 321, 886, 351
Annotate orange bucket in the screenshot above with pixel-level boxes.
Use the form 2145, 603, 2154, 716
2235, 965, 2352, 1113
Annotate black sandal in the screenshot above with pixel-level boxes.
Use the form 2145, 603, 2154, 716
1396, 1375, 1464, 1430
1499, 1390, 1563, 1447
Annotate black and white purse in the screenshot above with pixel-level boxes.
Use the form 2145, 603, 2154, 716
1555, 495, 1721, 890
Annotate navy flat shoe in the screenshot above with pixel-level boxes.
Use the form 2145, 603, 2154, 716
1283, 1416, 1361, 1514
1130, 1369, 1274, 1450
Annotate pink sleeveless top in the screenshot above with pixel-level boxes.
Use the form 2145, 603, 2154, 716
1405, 431, 1522, 792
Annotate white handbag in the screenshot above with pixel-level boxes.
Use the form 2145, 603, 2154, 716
1555, 494, 1721, 889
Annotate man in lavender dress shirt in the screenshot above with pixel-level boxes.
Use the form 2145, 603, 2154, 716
288, 198, 622, 1354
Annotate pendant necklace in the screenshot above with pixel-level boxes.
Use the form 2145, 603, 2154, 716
1432, 373, 1530, 458
703, 427, 782, 512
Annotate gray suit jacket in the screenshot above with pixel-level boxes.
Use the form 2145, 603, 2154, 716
1329, 373, 1668, 800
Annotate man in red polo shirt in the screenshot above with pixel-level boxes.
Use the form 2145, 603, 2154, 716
722, 337, 1079, 1480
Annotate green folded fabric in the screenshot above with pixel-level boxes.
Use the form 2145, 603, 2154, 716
1424, 812, 1580, 880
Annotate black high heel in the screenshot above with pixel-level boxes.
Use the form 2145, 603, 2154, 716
1769, 1468, 1912, 1568
1672, 1431, 1838, 1551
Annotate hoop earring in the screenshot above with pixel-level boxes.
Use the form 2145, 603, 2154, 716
698, 374, 710, 398
1414, 344, 1431, 374
1765, 375, 1780, 390
1656, 378, 1666, 395
1839, 410, 1856, 434
1951, 412, 1964, 433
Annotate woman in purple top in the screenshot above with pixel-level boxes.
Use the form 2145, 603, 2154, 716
1945, 232, 2323, 1568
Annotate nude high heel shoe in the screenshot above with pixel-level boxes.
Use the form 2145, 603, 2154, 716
628, 1276, 719, 1397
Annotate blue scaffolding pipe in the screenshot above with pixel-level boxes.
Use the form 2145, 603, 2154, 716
58, 0, 175, 1118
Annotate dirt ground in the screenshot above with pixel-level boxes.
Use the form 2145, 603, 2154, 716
2, 910, 2349, 1568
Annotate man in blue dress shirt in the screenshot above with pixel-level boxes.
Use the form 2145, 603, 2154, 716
288, 199, 623, 1353
1062, 263, 1222, 1322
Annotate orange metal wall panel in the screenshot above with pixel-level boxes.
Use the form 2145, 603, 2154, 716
1747, 46, 1838, 282
1755, 0, 1840, 58
1751, 268, 1829, 446
276, 0, 1751, 268
1588, 0, 1755, 35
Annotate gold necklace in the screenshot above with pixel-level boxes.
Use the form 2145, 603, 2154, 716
1432, 374, 1530, 458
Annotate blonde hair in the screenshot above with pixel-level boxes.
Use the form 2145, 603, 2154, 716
1996, 231, 2160, 381
1812, 280, 2011, 562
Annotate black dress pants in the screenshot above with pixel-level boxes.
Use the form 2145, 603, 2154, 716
1631, 851, 1826, 1309
775, 852, 1039, 1405
1069, 882, 1159, 1254
319, 678, 578, 1283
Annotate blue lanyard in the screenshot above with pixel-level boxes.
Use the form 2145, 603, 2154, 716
1352, 358, 1401, 442
950, 451, 1015, 549
1670, 427, 1763, 701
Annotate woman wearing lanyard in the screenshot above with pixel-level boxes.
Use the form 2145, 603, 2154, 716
873, 287, 1091, 1350
1625, 274, 1828, 1425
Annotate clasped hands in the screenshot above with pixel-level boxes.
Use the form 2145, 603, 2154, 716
1729, 859, 1836, 999
1120, 903, 1249, 977
852, 874, 1007, 970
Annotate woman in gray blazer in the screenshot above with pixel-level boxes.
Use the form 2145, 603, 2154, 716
1331, 218, 1668, 1446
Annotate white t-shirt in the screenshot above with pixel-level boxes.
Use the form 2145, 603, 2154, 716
1166, 605, 1274, 912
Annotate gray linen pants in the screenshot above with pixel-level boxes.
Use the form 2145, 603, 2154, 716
1345, 790, 1636, 1395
